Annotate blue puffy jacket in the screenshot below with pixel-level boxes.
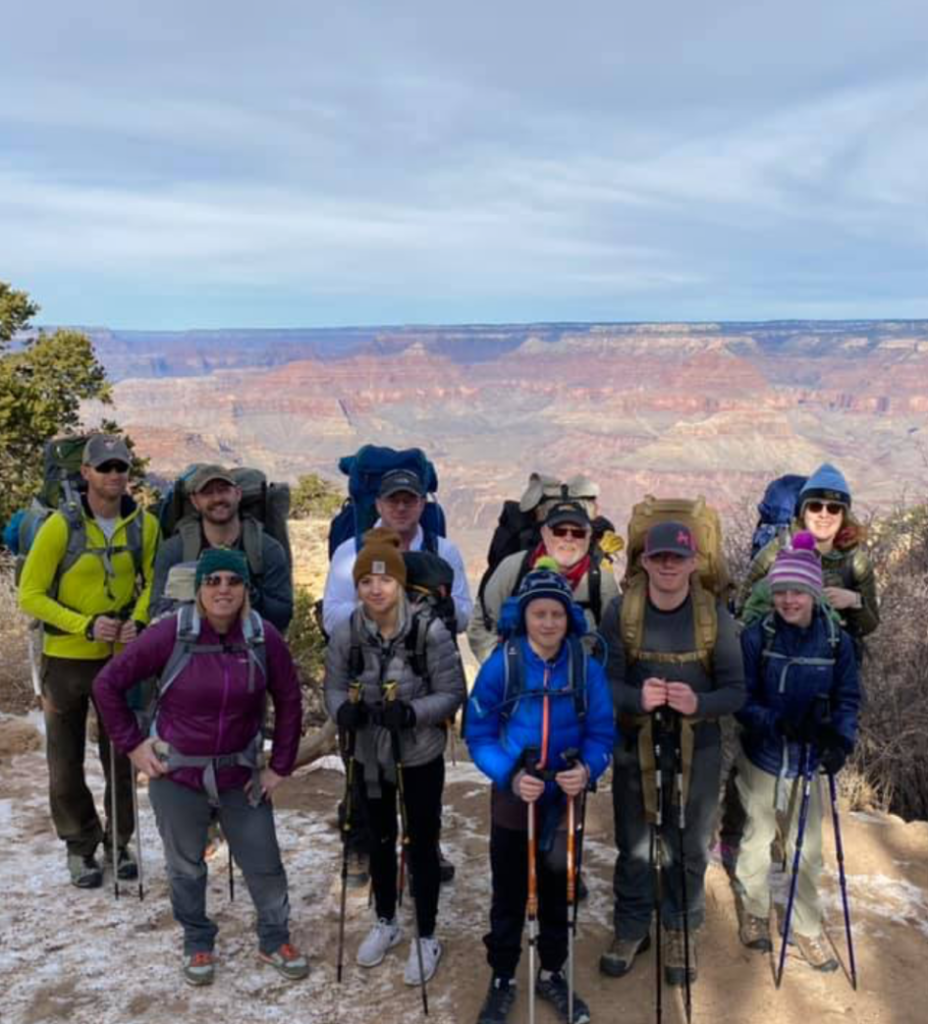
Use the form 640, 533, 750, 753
738, 610, 860, 778
464, 636, 615, 797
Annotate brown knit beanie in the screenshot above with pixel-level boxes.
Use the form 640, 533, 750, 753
352, 527, 407, 587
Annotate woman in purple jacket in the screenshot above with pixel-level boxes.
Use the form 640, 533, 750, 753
94, 548, 307, 988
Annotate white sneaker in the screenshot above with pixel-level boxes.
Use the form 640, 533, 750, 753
403, 936, 443, 986
357, 917, 402, 967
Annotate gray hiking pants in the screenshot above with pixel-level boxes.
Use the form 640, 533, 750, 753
149, 777, 291, 955
42, 656, 134, 856
610, 726, 722, 939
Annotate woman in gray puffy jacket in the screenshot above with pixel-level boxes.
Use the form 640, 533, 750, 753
324, 527, 466, 988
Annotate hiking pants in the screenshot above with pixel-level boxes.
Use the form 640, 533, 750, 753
42, 656, 134, 856
734, 753, 825, 937
148, 777, 291, 956
610, 729, 721, 939
484, 821, 570, 979
357, 755, 444, 937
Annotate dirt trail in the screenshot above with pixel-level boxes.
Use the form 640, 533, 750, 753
1, 715, 927, 1024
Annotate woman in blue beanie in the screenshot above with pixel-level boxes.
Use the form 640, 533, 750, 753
465, 564, 615, 1024
739, 463, 879, 652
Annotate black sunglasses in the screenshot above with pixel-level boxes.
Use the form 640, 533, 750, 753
95, 461, 129, 474
805, 501, 845, 516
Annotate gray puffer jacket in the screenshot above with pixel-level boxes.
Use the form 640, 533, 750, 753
324, 598, 466, 794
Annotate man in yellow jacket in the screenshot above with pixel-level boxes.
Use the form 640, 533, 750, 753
18, 434, 160, 888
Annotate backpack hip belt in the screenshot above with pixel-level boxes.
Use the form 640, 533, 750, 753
153, 732, 265, 808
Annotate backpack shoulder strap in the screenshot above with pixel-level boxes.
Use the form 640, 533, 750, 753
178, 517, 203, 563
404, 607, 432, 686
618, 575, 647, 665
157, 605, 202, 706
126, 515, 144, 580
500, 639, 523, 722
586, 552, 602, 625
690, 579, 718, 673
348, 612, 365, 679
241, 516, 265, 577
567, 635, 588, 721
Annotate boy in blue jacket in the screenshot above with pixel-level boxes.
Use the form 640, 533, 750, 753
465, 567, 615, 1024
735, 532, 860, 972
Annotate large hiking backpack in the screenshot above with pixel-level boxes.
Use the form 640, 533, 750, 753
327, 445, 446, 559
157, 465, 292, 573
476, 472, 617, 631
6, 435, 144, 598
751, 474, 807, 559
404, 550, 458, 638
619, 495, 729, 673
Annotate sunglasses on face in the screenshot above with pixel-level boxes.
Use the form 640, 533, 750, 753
95, 461, 129, 475
805, 501, 845, 516
202, 574, 245, 589
551, 525, 589, 539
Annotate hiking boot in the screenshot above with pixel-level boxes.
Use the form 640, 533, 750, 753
103, 845, 138, 880
346, 850, 370, 889
599, 933, 650, 977
259, 943, 310, 981
183, 951, 215, 986
357, 917, 402, 967
476, 976, 517, 1024
664, 928, 698, 986
535, 970, 591, 1024
67, 852, 103, 889
794, 932, 839, 973
403, 936, 443, 986
739, 914, 772, 952
438, 846, 456, 884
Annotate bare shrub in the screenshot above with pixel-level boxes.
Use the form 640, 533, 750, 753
0, 554, 34, 715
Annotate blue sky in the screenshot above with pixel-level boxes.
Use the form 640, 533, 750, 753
2, 1, 927, 328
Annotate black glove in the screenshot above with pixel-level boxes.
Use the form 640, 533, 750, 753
380, 700, 416, 731
819, 744, 847, 775
336, 700, 366, 732
776, 716, 817, 744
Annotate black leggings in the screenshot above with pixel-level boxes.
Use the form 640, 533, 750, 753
356, 755, 445, 936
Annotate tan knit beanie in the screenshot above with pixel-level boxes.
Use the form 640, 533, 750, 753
352, 527, 407, 587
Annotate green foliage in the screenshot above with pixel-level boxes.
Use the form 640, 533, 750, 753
286, 586, 328, 684
0, 281, 127, 525
290, 471, 343, 520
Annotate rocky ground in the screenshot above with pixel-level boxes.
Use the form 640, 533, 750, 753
1, 711, 927, 1024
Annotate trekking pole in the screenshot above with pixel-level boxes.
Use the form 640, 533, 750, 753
775, 743, 815, 988
560, 747, 581, 1024
228, 841, 235, 902
527, 792, 539, 1024
826, 767, 857, 989
109, 739, 121, 900
130, 769, 145, 901
672, 713, 692, 1024
652, 710, 665, 1024
385, 683, 428, 1017
337, 683, 362, 983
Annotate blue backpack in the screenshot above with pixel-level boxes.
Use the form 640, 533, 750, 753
751, 474, 808, 559
327, 445, 446, 558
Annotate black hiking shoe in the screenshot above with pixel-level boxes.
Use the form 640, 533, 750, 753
103, 845, 139, 880
535, 970, 591, 1024
599, 932, 650, 977
67, 853, 103, 889
477, 976, 517, 1024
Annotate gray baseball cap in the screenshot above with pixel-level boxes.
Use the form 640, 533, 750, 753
82, 434, 131, 468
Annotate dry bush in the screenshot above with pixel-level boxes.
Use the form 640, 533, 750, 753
0, 554, 34, 715
854, 502, 928, 820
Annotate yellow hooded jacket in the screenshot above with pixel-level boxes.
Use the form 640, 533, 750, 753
18, 498, 160, 660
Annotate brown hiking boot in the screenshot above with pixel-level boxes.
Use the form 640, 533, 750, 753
739, 914, 772, 952
664, 928, 698, 986
599, 933, 651, 977
794, 932, 839, 972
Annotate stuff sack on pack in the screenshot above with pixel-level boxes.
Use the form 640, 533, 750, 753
157, 464, 292, 571
5, 435, 89, 582
751, 474, 807, 559
327, 445, 446, 559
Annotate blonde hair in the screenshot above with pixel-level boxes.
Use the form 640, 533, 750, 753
195, 588, 252, 623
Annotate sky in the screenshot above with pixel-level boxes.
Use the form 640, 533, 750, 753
2, 1, 927, 329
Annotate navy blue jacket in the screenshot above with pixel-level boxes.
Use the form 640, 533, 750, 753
738, 610, 860, 778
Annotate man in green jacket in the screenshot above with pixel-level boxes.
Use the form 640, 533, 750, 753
18, 435, 160, 888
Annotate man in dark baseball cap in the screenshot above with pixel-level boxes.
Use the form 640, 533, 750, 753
187, 464, 237, 493
644, 520, 698, 559
82, 434, 131, 469
543, 500, 592, 530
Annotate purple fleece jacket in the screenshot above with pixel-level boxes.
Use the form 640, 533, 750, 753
93, 613, 302, 792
